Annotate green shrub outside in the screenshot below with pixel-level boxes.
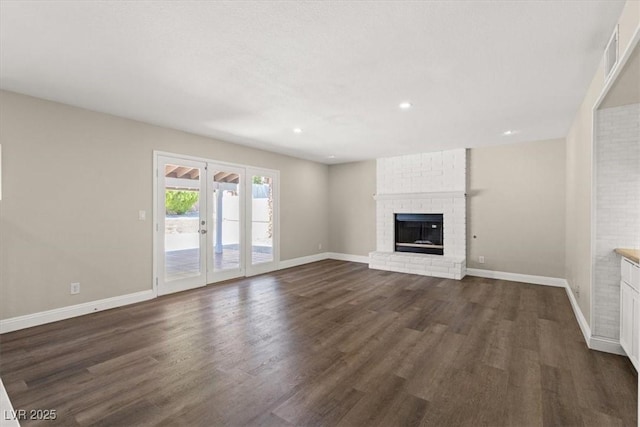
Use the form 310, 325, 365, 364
165, 190, 199, 215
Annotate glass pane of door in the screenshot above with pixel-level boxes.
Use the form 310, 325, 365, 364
211, 168, 242, 272
251, 175, 274, 265
163, 161, 205, 284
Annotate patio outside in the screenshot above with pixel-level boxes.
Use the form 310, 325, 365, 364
163, 166, 273, 282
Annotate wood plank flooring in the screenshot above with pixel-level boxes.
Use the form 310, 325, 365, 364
0, 260, 636, 426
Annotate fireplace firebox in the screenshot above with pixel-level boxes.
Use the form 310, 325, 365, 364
394, 213, 444, 255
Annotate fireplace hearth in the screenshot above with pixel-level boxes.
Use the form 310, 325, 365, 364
395, 213, 444, 255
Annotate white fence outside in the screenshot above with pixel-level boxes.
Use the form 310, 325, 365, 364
165, 194, 271, 251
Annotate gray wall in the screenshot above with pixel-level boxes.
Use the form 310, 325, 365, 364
328, 160, 376, 256
593, 103, 640, 339
0, 90, 329, 319
467, 139, 566, 277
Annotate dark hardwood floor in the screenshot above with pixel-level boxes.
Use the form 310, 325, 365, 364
1, 260, 637, 426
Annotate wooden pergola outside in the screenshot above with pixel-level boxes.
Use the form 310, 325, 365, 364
164, 165, 240, 184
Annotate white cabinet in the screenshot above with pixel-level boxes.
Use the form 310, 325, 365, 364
620, 257, 640, 370
620, 280, 639, 366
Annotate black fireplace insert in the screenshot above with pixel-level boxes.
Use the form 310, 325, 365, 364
394, 213, 444, 255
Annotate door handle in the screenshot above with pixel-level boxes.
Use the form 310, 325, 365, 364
200, 229, 207, 234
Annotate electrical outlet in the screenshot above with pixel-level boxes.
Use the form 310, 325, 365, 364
70, 282, 80, 294
138, 210, 146, 221
318, 243, 322, 250
478, 256, 485, 264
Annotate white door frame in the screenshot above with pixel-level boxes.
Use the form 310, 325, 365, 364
156, 155, 208, 296
153, 151, 280, 296
245, 167, 281, 277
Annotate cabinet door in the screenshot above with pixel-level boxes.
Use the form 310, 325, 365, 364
620, 281, 633, 357
632, 290, 640, 365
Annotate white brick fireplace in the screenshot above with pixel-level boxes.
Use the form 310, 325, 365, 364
369, 149, 467, 279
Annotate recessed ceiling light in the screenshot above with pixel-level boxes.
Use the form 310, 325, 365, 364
399, 102, 412, 110
293, 127, 302, 133
502, 130, 519, 136
328, 155, 336, 159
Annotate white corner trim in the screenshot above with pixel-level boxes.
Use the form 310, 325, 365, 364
564, 282, 592, 346
327, 252, 371, 264
278, 253, 329, 270
466, 268, 566, 287
589, 335, 626, 356
0, 290, 155, 334
0, 379, 20, 427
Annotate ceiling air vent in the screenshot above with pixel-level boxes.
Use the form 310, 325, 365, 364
604, 25, 619, 82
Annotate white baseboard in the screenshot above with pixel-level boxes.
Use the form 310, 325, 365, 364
589, 335, 626, 355
278, 252, 370, 269
278, 253, 329, 270
466, 268, 566, 288
564, 282, 592, 346
553, 282, 624, 356
0, 289, 155, 334
327, 252, 370, 264
0, 379, 20, 427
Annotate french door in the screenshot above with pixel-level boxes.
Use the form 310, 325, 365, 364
246, 168, 279, 276
156, 154, 278, 296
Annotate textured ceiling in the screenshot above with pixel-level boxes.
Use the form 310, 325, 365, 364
0, 1, 626, 164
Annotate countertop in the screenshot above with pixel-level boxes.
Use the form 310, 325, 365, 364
615, 248, 640, 264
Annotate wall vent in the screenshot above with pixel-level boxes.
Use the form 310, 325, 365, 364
604, 25, 619, 82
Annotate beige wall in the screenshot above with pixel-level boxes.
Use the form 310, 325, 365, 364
327, 140, 567, 278
0, 90, 329, 319
565, 1, 640, 326
328, 160, 376, 256
467, 139, 566, 277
